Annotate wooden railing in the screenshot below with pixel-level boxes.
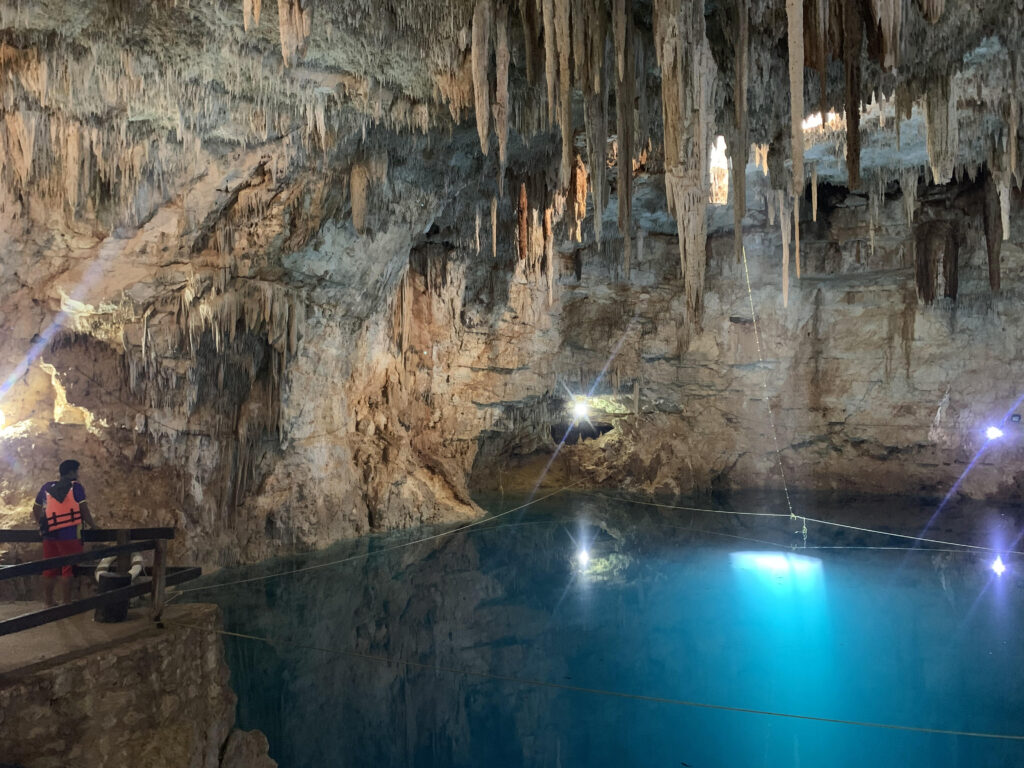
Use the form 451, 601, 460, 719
0, 528, 201, 637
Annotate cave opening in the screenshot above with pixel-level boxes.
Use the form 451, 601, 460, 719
550, 419, 614, 444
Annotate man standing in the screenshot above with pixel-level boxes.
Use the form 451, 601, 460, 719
32, 459, 97, 606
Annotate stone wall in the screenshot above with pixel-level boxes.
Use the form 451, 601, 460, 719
0, 604, 275, 768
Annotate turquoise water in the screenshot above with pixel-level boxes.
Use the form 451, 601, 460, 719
186, 493, 1024, 767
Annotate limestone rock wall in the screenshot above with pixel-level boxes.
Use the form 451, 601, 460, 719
461, 174, 1024, 502
0, 604, 275, 768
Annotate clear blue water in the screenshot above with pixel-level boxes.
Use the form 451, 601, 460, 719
186, 493, 1024, 768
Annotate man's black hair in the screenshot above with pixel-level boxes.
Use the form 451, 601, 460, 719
58, 459, 80, 478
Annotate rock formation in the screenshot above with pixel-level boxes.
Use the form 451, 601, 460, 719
0, 0, 1020, 568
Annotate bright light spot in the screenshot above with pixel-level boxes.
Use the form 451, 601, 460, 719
992, 556, 1006, 576
730, 552, 824, 589
577, 549, 590, 568
709, 135, 729, 205
0, 409, 5, 429
986, 426, 1004, 440
802, 110, 843, 132
802, 112, 824, 131
572, 400, 589, 420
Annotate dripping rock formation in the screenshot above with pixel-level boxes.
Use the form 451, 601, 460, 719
0, 0, 1021, 567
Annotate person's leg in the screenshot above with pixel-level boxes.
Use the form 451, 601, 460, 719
41, 539, 59, 606
59, 539, 83, 604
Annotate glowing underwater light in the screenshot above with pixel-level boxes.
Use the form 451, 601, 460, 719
992, 556, 1006, 576
577, 549, 590, 568
986, 426, 1004, 440
572, 400, 590, 420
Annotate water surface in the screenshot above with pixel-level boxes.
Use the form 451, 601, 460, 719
185, 492, 1024, 768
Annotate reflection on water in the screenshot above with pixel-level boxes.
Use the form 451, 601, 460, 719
185, 492, 1024, 768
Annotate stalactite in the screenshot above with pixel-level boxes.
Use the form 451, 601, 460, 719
471, 0, 493, 156
942, 227, 959, 300
555, 0, 572, 187
811, 165, 818, 222
578, 0, 608, 242
983, 172, 1003, 292
998, 180, 1011, 241
615, 0, 635, 271
400, 270, 410, 360
277, 0, 312, 67
494, 2, 510, 191
653, 0, 716, 329
815, 0, 827, 119
754, 144, 769, 176
870, 0, 902, 69
917, 0, 944, 23
544, 207, 554, 304
475, 204, 481, 254
1010, 89, 1019, 186
243, 0, 262, 30
491, 195, 498, 259
731, 0, 750, 263
518, 182, 529, 260
543, 0, 557, 127
350, 164, 368, 234
779, 190, 790, 307
520, 0, 543, 85
843, 0, 862, 189
868, 175, 882, 259
572, 0, 587, 86
794, 196, 801, 279
925, 77, 958, 184
634, 28, 649, 151
901, 167, 917, 225
569, 153, 588, 241
786, 0, 804, 197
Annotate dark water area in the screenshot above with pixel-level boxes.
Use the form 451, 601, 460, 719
184, 492, 1024, 768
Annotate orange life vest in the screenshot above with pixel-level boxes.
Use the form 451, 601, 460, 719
44, 484, 82, 532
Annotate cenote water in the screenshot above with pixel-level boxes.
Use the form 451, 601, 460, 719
182, 492, 1024, 767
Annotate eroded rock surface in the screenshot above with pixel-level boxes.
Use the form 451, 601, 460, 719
0, 0, 1021, 567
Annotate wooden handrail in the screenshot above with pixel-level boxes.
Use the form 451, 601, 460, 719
0, 525, 199, 635
0, 541, 158, 581
0, 527, 176, 543
0, 567, 202, 637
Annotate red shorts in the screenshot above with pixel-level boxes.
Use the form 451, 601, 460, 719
42, 538, 83, 578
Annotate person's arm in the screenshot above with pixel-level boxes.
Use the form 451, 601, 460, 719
79, 500, 97, 528
32, 486, 47, 532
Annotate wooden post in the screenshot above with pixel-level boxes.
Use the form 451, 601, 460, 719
116, 529, 130, 574
151, 539, 167, 622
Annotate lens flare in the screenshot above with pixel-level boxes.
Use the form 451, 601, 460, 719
992, 556, 1006, 576
572, 400, 589, 420
986, 426, 1004, 440
577, 549, 590, 568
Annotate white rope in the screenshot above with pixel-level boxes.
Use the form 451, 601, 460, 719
583, 491, 1024, 557
164, 620, 1024, 743
175, 482, 581, 595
